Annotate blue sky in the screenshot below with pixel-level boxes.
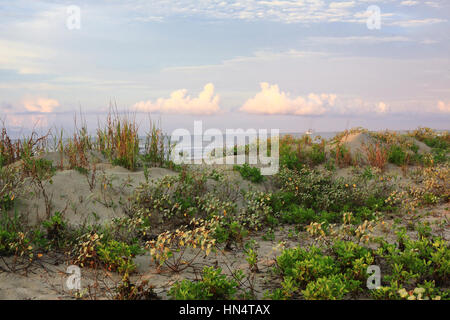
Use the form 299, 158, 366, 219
0, 0, 449, 135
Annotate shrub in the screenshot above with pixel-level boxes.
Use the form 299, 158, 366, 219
42, 211, 66, 246
307, 143, 326, 165
233, 163, 264, 183
0, 126, 48, 167
0, 166, 24, 211
148, 217, 219, 272
280, 205, 317, 225
168, 266, 241, 300
431, 148, 448, 164
302, 275, 352, 300
237, 191, 274, 230
114, 274, 159, 300
388, 145, 408, 166
97, 240, 141, 274
277, 167, 393, 213
381, 235, 449, 286
331, 240, 374, 281
214, 220, 248, 247
272, 243, 369, 299
134, 169, 208, 221
72, 232, 140, 274
276, 246, 338, 286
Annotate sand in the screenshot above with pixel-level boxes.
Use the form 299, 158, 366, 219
14, 165, 178, 227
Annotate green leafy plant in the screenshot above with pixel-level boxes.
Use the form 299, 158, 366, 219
233, 163, 264, 183
168, 266, 242, 300
302, 275, 353, 300
388, 145, 408, 166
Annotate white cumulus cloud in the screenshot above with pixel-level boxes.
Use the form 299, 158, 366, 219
437, 101, 450, 113
239, 83, 390, 116
240, 82, 337, 116
23, 97, 60, 113
133, 83, 221, 115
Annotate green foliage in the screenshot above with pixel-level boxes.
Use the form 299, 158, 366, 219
23, 157, 55, 179
267, 240, 429, 300
233, 163, 264, 183
71, 232, 141, 275
302, 275, 353, 300
244, 240, 259, 272
0, 166, 24, 211
277, 167, 392, 214
97, 239, 141, 274
0, 207, 36, 258
214, 220, 248, 246
279, 205, 317, 225
279, 148, 303, 171
41, 211, 66, 247
423, 137, 449, 150
168, 266, 241, 300
388, 145, 407, 166
331, 240, 374, 281
276, 246, 339, 288
97, 111, 140, 171
380, 234, 449, 286
307, 143, 326, 165
135, 169, 208, 220
238, 191, 275, 230
411, 128, 449, 164
431, 148, 448, 164
272, 244, 363, 299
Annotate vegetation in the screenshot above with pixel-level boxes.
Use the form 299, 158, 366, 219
0, 122, 448, 301
233, 163, 264, 183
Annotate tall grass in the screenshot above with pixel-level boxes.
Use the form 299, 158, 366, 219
142, 118, 178, 169
362, 142, 389, 170
97, 109, 140, 171
65, 113, 91, 170
0, 121, 48, 168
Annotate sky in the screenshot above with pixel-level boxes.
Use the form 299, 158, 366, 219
0, 0, 449, 136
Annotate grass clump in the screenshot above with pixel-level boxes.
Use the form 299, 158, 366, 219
233, 163, 264, 183
388, 145, 408, 166
97, 110, 139, 171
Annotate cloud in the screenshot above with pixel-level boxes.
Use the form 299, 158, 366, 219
400, 1, 419, 6
133, 83, 221, 115
240, 82, 337, 116
329, 2, 356, 9
240, 83, 390, 116
23, 97, 60, 113
307, 36, 412, 44
437, 101, 450, 113
389, 18, 447, 27
130, 0, 364, 24
0, 39, 54, 74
